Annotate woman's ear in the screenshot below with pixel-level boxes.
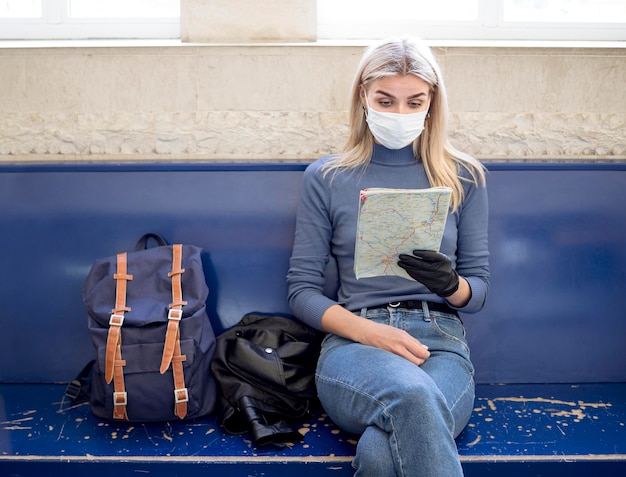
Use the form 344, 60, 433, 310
359, 85, 367, 108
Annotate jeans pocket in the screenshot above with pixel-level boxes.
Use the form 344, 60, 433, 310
430, 313, 470, 354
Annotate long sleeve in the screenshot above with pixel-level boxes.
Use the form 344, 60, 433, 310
287, 160, 337, 331
449, 171, 490, 313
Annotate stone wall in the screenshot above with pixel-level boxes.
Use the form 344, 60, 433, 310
0, 0, 624, 163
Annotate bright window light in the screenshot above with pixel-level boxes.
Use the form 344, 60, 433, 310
319, 0, 479, 23
503, 0, 626, 23
0, 0, 42, 18
68, 0, 180, 19
318, 0, 626, 41
0, 0, 180, 39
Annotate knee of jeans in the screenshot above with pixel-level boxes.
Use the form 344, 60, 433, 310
392, 379, 446, 408
383, 380, 456, 435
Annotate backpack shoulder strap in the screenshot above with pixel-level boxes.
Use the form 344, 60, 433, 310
64, 360, 95, 403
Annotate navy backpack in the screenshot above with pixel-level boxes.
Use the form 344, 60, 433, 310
78, 234, 217, 422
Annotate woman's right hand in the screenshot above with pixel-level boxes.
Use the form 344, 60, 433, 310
321, 304, 430, 366
361, 319, 431, 366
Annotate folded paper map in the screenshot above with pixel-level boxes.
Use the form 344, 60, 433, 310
354, 187, 452, 279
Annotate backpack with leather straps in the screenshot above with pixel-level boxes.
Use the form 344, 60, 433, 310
76, 233, 217, 421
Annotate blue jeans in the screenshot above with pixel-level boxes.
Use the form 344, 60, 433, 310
315, 304, 475, 477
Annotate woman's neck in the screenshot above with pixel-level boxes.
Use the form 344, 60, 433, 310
370, 144, 418, 166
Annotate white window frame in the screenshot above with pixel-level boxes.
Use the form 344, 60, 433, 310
0, 0, 180, 40
1, 0, 625, 43
317, 0, 626, 42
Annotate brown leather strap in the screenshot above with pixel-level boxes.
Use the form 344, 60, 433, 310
160, 309, 182, 373
161, 244, 188, 373
107, 252, 132, 420
160, 244, 189, 419
105, 253, 132, 384
172, 331, 188, 419
112, 343, 128, 420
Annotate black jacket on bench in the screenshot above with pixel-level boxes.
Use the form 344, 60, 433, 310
211, 312, 324, 446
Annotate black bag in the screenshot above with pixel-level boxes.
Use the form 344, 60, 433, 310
79, 233, 217, 422
211, 312, 324, 446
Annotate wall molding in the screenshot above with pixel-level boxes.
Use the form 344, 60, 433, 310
1, 111, 624, 162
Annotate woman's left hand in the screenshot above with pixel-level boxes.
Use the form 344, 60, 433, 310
398, 250, 459, 297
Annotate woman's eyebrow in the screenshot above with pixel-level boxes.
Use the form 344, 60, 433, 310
374, 90, 427, 99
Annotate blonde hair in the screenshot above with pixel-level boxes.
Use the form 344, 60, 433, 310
323, 37, 485, 211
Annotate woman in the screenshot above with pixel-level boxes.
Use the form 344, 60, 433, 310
287, 37, 489, 477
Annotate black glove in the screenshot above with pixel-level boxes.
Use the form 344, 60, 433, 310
397, 250, 459, 297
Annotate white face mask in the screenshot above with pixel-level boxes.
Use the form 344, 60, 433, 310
364, 97, 428, 150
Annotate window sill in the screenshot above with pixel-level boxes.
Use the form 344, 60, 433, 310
0, 38, 625, 50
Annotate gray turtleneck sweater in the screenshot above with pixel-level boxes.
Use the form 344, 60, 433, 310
287, 144, 489, 331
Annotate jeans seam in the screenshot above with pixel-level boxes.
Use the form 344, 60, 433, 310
450, 375, 473, 413
449, 375, 475, 438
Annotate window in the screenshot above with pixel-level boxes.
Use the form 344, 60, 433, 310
0, 0, 180, 40
0, 0, 42, 18
318, 0, 626, 41
2, 0, 625, 42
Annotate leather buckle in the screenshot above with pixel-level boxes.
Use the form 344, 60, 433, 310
113, 391, 128, 406
174, 388, 189, 404
168, 308, 183, 321
109, 313, 125, 326
389, 302, 401, 308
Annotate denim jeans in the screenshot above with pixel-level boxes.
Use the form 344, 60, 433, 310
315, 304, 475, 477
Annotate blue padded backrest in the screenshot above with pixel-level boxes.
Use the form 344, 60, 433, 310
0, 163, 625, 384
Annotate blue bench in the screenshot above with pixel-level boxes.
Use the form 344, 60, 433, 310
1, 162, 625, 476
